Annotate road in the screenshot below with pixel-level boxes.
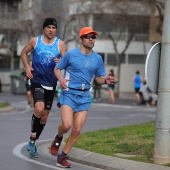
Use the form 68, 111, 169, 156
0, 92, 157, 170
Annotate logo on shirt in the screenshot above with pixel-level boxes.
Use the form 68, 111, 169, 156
41, 56, 53, 66
84, 60, 90, 67
38, 50, 55, 66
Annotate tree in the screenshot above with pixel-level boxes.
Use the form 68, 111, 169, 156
0, 3, 21, 70
149, 0, 164, 42
155, 0, 164, 35
28, 0, 78, 46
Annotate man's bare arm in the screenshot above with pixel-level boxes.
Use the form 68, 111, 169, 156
54, 40, 66, 64
21, 37, 36, 79
59, 40, 66, 57
95, 72, 114, 85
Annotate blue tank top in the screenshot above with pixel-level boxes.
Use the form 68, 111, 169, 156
32, 35, 61, 87
134, 75, 141, 88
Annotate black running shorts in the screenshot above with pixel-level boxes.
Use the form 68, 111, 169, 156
31, 83, 56, 110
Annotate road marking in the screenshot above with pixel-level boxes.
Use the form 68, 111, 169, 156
13, 139, 63, 170
0, 109, 28, 116
92, 103, 134, 109
92, 103, 156, 111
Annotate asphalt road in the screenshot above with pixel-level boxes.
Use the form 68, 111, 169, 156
0, 92, 157, 170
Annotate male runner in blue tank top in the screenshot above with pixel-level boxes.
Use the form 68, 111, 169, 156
21, 18, 66, 158
50, 27, 114, 168
132, 70, 143, 104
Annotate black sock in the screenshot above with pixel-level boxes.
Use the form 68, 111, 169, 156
58, 151, 67, 158
56, 134, 63, 142
36, 122, 46, 139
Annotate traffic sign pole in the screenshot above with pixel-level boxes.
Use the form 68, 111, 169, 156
153, 0, 170, 164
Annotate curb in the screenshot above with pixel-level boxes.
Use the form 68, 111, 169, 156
37, 142, 170, 170
0, 105, 14, 112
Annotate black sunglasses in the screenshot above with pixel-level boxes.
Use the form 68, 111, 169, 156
82, 34, 96, 39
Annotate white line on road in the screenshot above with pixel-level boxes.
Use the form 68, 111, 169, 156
92, 103, 156, 112
92, 103, 134, 109
13, 139, 63, 170
0, 109, 28, 116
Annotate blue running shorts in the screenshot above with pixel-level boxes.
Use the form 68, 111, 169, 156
57, 89, 91, 112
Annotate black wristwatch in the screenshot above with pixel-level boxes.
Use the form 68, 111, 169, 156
105, 79, 107, 84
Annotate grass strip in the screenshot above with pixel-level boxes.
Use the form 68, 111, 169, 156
0, 102, 9, 108
69, 121, 169, 166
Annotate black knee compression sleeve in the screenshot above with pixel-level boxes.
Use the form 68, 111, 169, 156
31, 113, 41, 133
36, 122, 46, 139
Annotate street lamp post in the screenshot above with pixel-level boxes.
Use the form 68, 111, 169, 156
154, 0, 170, 164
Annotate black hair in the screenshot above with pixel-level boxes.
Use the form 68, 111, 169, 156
136, 71, 139, 74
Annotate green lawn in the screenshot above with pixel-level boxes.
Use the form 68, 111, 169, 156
0, 102, 9, 108
67, 121, 170, 167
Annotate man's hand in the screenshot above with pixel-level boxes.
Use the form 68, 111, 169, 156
59, 78, 70, 89
25, 65, 34, 79
54, 57, 60, 64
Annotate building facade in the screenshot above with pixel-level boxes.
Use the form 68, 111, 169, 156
65, 0, 158, 92
0, 0, 164, 94
0, 0, 22, 91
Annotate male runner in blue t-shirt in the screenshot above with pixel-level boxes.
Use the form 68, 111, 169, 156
50, 27, 114, 168
21, 18, 66, 158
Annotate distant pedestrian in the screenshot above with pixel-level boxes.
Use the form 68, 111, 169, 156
24, 60, 33, 110
108, 69, 118, 104
21, 18, 66, 158
139, 79, 157, 107
132, 70, 143, 104
147, 88, 157, 106
93, 79, 101, 102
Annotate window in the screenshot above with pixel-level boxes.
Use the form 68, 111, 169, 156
128, 54, 145, 64
98, 53, 105, 63
0, 55, 10, 69
120, 55, 126, 64
0, 52, 19, 70
107, 53, 117, 66
0, 3, 8, 14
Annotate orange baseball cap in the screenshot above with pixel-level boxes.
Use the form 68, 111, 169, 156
79, 27, 98, 37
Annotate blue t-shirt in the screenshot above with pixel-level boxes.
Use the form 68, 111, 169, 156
32, 35, 61, 87
134, 75, 141, 88
56, 48, 106, 90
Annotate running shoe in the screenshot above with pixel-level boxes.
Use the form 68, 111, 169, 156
56, 156, 71, 168
26, 139, 36, 153
30, 146, 38, 158
50, 134, 63, 155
